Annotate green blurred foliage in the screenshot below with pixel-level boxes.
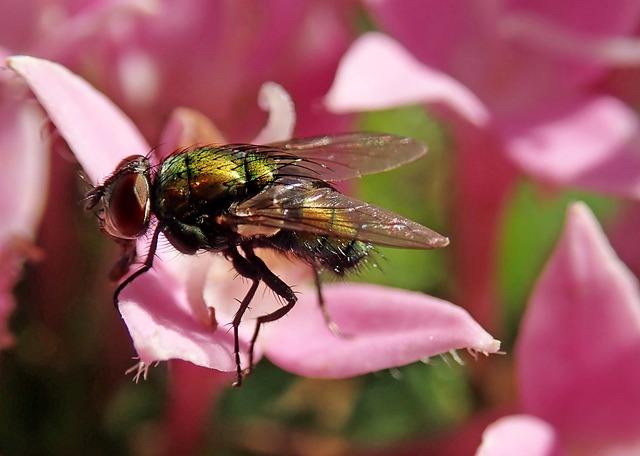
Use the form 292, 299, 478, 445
353, 107, 451, 293
498, 181, 618, 343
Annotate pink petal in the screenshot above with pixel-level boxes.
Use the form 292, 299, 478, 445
31, 0, 158, 62
365, 1, 640, 103
264, 283, 500, 378
499, 1, 640, 85
363, 1, 563, 104
476, 415, 560, 456
114, 0, 351, 139
0, 101, 48, 242
118, 263, 245, 372
500, 12, 640, 68
364, 0, 475, 72
158, 107, 227, 159
506, 0, 640, 38
0, 0, 39, 52
0, 100, 48, 350
324, 32, 489, 126
501, 96, 640, 198
516, 202, 640, 445
118, 250, 311, 375
6, 55, 149, 183
251, 82, 296, 144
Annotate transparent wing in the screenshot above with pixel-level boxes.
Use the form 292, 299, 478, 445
225, 179, 449, 249
268, 132, 427, 182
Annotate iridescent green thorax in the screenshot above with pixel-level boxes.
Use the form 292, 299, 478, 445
152, 146, 278, 223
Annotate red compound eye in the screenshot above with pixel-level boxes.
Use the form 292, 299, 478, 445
104, 172, 150, 239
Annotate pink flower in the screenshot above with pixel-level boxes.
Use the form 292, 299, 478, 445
7, 55, 500, 382
477, 202, 640, 455
325, 1, 640, 332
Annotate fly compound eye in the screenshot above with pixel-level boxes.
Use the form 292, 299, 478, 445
103, 172, 151, 239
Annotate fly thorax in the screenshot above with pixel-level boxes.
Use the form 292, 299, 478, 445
243, 153, 277, 190
153, 150, 247, 221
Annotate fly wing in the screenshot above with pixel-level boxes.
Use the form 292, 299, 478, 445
225, 180, 449, 249
268, 132, 427, 182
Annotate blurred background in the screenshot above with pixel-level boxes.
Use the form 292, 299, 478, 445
1, 1, 637, 455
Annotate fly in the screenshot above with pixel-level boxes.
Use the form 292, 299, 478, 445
84, 132, 449, 386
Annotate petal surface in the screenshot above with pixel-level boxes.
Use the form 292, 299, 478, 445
7, 55, 149, 183
501, 96, 640, 198
476, 415, 560, 456
118, 262, 242, 372
517, 202, 640, 445
264, 283, 500, 378
324, 32, 489, 126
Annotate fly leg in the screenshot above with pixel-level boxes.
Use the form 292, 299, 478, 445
225, 247, 261, 387
113, 225, 162, 308
241, 246, 297, 378
313, 269, 346, 338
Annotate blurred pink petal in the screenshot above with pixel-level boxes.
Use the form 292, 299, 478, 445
501, 96, 640, 198
505, 0, 640, 38
363, 0, 473, 73
251, 81, 296, 144
6, 55, 149, 183
500, 12, 640, 67
366, 0, 640, 101
0, 101, 48, 349
109, 0, 353, 139
0, 102, 49, 242
264, 283, 500, 378
158, 107, 227, 157
476, 415, 560, 456
324, 32, 489, 126
33, 0, 158, 58
516, 202, 640, 447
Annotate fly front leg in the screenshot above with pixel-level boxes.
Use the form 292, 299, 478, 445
113, 225, 162, 308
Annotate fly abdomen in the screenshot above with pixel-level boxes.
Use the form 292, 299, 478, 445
311, 236, 374, 275
258, 231, 374, 275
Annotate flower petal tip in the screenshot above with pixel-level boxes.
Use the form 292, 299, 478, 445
325, 32, 490, 126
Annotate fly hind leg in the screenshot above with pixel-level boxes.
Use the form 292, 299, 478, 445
241, 246, 297, 378
226, 247, 261, 387
313, 268, 347, 338
227, 246, 298, 387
